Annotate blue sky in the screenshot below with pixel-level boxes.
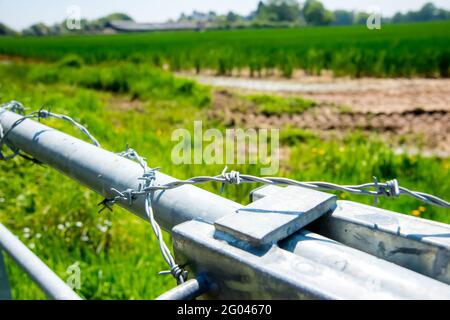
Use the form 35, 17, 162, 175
1, 0, 449, 30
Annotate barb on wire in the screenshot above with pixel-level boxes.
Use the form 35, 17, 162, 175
100, 146, 186, 285
0, 101, 24, 160
32, 108, 101, 147
1, 100, 26, 114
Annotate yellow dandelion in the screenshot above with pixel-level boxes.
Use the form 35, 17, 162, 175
318, 149, 325, 156
411, 210, 420, 217
444, 162, 450, 170
418, 206, 426, 212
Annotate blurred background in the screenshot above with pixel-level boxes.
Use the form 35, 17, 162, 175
0, 0, 449, 299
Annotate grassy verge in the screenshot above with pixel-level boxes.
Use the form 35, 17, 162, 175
246, 94, 316, 116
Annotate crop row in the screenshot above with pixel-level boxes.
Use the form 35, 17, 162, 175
0, 21, 449, 77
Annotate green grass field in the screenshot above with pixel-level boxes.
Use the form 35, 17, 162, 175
0, 59, 449, 299
0, 21, 449, 77
0, 22, 449, 299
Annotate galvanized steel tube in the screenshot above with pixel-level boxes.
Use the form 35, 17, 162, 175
0, 109, 240, 231
0, 223, 81, 300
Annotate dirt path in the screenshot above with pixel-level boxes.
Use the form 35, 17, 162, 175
183, 74, 450, 114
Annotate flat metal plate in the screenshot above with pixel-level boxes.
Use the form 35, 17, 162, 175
214, 186, 336, 246
252, 185, 450, 285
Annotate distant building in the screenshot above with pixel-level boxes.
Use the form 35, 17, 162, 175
107, 20, 208, 33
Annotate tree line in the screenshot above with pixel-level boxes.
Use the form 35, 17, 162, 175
179, 1, 450, 27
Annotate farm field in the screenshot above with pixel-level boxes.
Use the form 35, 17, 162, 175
187, 74, 450, 156
0, 21, 449, 300
0, 21, 449, 78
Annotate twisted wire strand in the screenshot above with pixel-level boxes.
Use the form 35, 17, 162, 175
0, 104, 100, 161
137, 170, 449, 209
0, 101, 26, 160
38, 110, 101, 147
102, 167, 450, 209
0, 100, 26, 114
107, 147, 186, 284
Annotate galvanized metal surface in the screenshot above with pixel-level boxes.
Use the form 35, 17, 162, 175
156, 276, 210, 300
252, 185, 450, 285
0, 109, 240, 231
0, 249, 11, 300
0, 223, 81, 300
281, 230, 450, 299
173, 220, 450, 299
215, 186, 336, 246
317, 201, 450, 285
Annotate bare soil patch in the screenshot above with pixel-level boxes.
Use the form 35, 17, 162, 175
184, 73, 450, 114
210, 89, 450, 157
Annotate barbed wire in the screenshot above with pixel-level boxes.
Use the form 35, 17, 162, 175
0, 100, 26, 114
100, 146, 187, 284
2, 102, 450, 287
102, 166, 450, 209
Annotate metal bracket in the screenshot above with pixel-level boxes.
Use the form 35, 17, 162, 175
171, 184, 450, 299
173, 220, 358, 299
251, 185, 450, 285
214, 186, 336, 246
172, 219, 450, 300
